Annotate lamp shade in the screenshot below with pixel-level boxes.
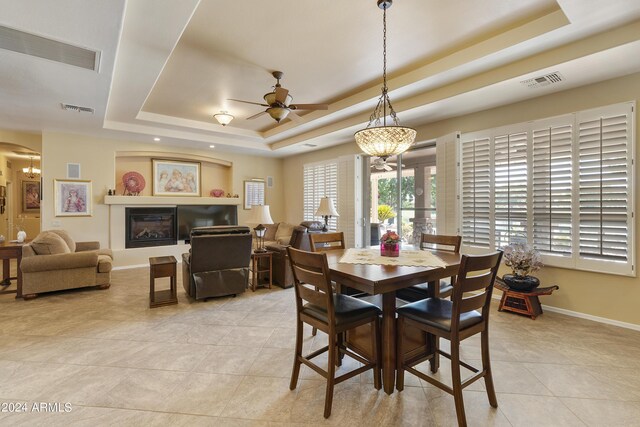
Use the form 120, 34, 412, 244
315, 197, 339, 217
249, 204, 274, 225
213, 111, 234, 126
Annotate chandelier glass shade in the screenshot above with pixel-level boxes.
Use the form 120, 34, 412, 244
355, 0, 415, 160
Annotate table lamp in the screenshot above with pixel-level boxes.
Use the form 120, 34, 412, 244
315, 197, 339, 232
249, 205, 273, 252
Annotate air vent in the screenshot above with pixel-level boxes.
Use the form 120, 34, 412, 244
61, 103, 94, 114
520, 71, 565, 89
304, 143, 318, 147
0, 25, 99, 71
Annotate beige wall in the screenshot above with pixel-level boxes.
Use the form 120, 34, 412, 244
283, 72, 640, 327
41, 132, 284, 250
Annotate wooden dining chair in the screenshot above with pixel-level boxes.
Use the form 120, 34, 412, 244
287, 247, 381, 418
309, 232, 345, 253
396, 233, 462, 302
396, 251, 503, 427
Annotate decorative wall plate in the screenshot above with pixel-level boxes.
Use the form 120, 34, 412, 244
210, 189, 225, 197
122, 171, 146, 195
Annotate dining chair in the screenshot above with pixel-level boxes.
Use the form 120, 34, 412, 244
308, 231, 346, 336
396, 233, 462, 302
396, 250, 503, 427
287, 247, 382, 418
309, 231, 345, 252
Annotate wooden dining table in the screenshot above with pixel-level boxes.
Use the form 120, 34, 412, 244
324, 247, 461, 394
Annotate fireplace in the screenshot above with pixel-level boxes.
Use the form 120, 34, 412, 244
125, 207, 177, 248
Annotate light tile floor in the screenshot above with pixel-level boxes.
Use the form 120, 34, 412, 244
0, 267, 639, 426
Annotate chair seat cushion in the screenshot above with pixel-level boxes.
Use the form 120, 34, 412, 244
397, 298, 482, 332
303, 294, 381, 327
396, 281, 453, 302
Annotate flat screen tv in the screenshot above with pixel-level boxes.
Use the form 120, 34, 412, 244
177, 205, 238, 241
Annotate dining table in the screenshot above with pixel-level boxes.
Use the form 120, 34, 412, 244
324, 246, 461, 394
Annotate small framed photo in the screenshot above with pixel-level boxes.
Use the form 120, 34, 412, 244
54, 179, 92, 217
22, 180, 41, 212
152, 159, 201, 196
244, 179, 265, 210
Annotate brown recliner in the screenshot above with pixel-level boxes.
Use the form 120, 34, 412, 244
182, 226, 252, 299
266, 221, 323, 288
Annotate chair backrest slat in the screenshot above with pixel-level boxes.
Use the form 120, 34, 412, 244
451, 251, 502, 332
459, 292, 488, 313
420, 234, 462, 253
287, 246, 334, 318
309, 232, 345, 252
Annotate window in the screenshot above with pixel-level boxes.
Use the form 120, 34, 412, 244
303, 160, 338, 229
460, 102, 635, 275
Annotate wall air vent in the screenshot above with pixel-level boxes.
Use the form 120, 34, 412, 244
61, 103, 95, 114
0, 25, 100, 71
304, 143, 318, 147
520, 71, 565, 89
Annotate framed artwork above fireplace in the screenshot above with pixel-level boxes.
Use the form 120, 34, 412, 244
152, 159, 201, 196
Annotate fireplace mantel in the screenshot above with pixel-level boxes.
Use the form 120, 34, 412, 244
104, 196, 241, 206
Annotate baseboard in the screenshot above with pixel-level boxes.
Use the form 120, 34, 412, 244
492, 294, 640, 332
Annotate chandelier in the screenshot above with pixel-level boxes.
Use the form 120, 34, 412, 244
22, 157, 41, 179
354, 0, 416, 160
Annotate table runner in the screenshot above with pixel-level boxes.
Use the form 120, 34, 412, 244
339, 248, 447, 268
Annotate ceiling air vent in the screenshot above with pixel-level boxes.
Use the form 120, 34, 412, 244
520, 71, 565, 89
61, 103, 94, 114
0, 25, 100, 71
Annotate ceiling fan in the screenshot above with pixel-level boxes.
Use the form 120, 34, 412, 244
371, 157, 404, 172
229, 71, 328, 123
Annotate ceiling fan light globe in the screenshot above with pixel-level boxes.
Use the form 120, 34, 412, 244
355, 126, 416, 158
264, 92, 292, 107
267, 107, 289, 122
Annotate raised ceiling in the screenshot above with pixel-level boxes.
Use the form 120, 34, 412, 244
1, 0, 640, 157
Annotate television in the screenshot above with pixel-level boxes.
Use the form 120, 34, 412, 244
177, 205, 238, 241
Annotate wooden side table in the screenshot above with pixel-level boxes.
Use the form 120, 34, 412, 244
0, 240, 28, 299
149, 256, 177, 308
250, 251, 272, 292
495, 277, 559, 320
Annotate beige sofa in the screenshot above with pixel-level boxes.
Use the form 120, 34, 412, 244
20, 230, 113, 300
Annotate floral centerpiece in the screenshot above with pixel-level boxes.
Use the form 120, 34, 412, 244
380, 231, 401, 257
502, 243, 542, 291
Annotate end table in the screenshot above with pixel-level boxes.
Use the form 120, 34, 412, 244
250, 251, 272, 292
149, 256, 178, 308
495, 277, 559, 320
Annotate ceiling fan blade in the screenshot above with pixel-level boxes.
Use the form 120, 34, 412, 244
228, 98, 269, 107
275, 87, 289, 104
287, 111, 303, 122
246, 111, 267, 120
384, 165, 393, 171
290, 103, 328, 110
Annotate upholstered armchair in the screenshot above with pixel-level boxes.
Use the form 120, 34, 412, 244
182, 226, 252, 300
20, 230, 113, 299
265, 221, 323, 288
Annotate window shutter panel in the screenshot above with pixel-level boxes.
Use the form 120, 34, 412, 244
494, 131, 528, 248
303, 161, 338, 229
461, 136, 491, 248
532, 120, 573, 256
577, 104, 633, 268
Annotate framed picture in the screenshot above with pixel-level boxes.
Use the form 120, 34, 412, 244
54, 179, 92, 217
0, 185, 5, 197
22, 180, 41, 212
152, 159, 201, 196
244, 179, 265, 210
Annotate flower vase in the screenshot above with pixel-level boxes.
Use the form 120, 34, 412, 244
17, 230, 26, 243
380, 242, 400, 257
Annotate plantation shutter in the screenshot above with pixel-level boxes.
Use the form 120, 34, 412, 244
461, 136, 491, 248
303, 161, 338, 229
493, 130, 528, 248
576, 103, 633, 272
532, 119, 573, 257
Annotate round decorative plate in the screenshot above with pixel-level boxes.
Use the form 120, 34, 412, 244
210, 189, 225, 197
122, 171, 146, 194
